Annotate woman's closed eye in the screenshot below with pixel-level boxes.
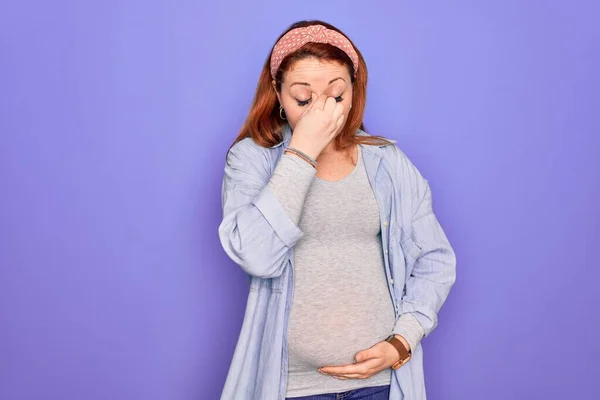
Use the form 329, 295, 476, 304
296, 95, 344, 107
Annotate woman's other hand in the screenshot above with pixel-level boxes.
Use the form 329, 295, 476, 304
317, 336, 410, 380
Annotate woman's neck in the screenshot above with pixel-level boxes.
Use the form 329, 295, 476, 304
316, 142, 356, 164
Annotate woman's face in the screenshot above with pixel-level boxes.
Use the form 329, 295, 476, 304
274, 58, 353, 130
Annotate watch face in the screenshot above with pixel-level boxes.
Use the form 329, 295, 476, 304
393, 355, 410, 369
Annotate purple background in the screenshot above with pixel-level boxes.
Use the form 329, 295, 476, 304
1, 1, 598, 399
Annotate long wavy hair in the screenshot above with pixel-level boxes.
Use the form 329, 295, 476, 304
230, 20, 393, 153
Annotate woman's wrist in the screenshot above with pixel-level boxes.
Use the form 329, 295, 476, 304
284, 148, 317, 169
394, 334, 411, 353
287, 139, 320, 160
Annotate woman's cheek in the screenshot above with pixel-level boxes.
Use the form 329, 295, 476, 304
292, 108, 305, 121
286, 107, 303, 128
344, 100, 352, 118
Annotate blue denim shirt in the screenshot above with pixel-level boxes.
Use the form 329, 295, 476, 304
218, 125, 457, 400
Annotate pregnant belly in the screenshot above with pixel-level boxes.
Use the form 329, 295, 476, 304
286, 287, 396, 369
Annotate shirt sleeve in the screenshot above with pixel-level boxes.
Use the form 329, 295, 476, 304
268, 153, 316, 225
218, 144, 315, 279
391, 312, 425, 353
399, 175, 457, 339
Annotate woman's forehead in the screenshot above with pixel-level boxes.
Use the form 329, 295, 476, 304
284, 58, 350, 85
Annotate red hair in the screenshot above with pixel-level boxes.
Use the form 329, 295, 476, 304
231, 20, 392, 152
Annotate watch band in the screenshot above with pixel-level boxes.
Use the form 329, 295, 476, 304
385, 334, 411, 370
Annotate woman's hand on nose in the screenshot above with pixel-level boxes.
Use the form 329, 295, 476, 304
289, 93, 346, 160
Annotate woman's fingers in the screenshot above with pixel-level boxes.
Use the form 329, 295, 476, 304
301, 94, 345, 136
323, 96, 336, 115
331, 102, 344, 121
299, 92, 318, 117
337, 113, 345, 128
331, 113, 345, 136
307, 92, 318, 110
312, 93, 328, 111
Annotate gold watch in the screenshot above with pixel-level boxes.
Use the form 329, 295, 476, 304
385, 334, 411, 370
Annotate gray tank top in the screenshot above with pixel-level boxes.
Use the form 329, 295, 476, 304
282, 145, 396, 397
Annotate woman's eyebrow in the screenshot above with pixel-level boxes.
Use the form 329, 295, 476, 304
290, 77, 346, 87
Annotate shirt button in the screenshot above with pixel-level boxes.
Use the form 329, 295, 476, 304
383, 220, 388, 227
390, 278, 394, 285
384, 249, 388, 254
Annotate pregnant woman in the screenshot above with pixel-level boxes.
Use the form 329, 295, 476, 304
218, 20, 457, 400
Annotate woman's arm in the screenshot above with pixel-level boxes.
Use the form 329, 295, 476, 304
392, 312, 425, 354
394, 149, 457, 339
402, 178, 457, 338
218, 141, 315, 279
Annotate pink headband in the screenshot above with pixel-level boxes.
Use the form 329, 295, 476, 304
270, 25, 359, 79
